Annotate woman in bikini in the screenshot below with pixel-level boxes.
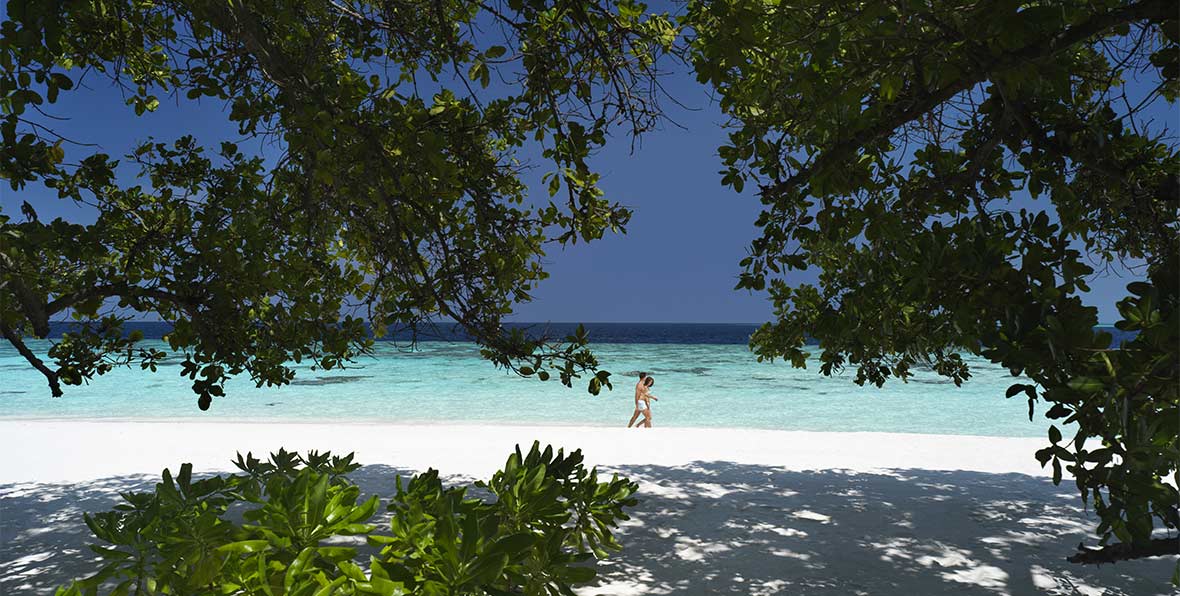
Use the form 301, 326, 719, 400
627, 375, 659, 428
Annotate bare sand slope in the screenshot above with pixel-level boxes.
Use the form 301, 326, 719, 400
1, 420, 1175, 595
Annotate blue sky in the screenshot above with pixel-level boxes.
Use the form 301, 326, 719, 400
3, 19, 1159, 325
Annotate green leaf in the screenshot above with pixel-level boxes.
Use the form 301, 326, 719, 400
216, 540, 270, 554
463, 552, 509, 585
355, 577, 405, 596
486, 532, 536, 557
1066, 377, 1105, 393
554, 565, 596, 583
286, 546, 318, 590
467, 61, 486, 83
189, 554, 222, 586
317, 546, 358, 562
313, 577, 349, 596
338, 560, 367, 582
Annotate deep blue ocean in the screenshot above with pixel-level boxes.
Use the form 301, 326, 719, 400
0, 323, 1120, 438
43, 321, 769, 344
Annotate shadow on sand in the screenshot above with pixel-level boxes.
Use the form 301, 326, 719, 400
0, 465, 424, 595
2, 463, 1175, 595
589, 463, 1176, 596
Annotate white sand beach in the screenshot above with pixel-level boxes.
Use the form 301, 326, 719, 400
1, 420, 1175, 595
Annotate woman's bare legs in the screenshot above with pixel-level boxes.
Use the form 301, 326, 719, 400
632, 411, 647, 429
632, 409, 649, 429
643, 411, 653, 428
627, 409, 644, 428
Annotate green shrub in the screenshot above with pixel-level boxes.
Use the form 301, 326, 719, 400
57, 443, 637, 596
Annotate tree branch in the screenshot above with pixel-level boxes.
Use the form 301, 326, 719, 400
45, 283, 199, 316
1067, 537, 1179, 564
0, 323, 62, 397
0, 253, 51, 337
762, 0, 1171, 201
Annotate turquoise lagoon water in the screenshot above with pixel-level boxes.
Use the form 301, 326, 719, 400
0, 328, 1056, 438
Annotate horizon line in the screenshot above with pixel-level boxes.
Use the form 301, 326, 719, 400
48, 319, 768, 326
45, 319, 1130, 327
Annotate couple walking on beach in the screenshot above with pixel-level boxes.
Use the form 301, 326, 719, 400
627, 372, 659, 428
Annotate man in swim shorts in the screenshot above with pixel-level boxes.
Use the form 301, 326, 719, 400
627, 372, 657, 428
627, 372, 649, 428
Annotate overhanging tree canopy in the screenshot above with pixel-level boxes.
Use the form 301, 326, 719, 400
0, 0, 677, 407
687, 0, 1178, 563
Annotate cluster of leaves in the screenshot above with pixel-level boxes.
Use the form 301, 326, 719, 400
479, 323, 613, 392
57, 443, 638, 595
1039, 262, 1178, 565
686, 0, 1177, 562
0, 0, 679, 405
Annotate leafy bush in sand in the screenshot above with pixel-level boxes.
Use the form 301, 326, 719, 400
57, 443, 637, 596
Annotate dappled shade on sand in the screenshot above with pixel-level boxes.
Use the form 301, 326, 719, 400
2, 463, 1173, 596
585, 463, 1174, 595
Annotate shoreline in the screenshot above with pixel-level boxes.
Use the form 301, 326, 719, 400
2, 419, 1054, 484
0, 415, 1051, 439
